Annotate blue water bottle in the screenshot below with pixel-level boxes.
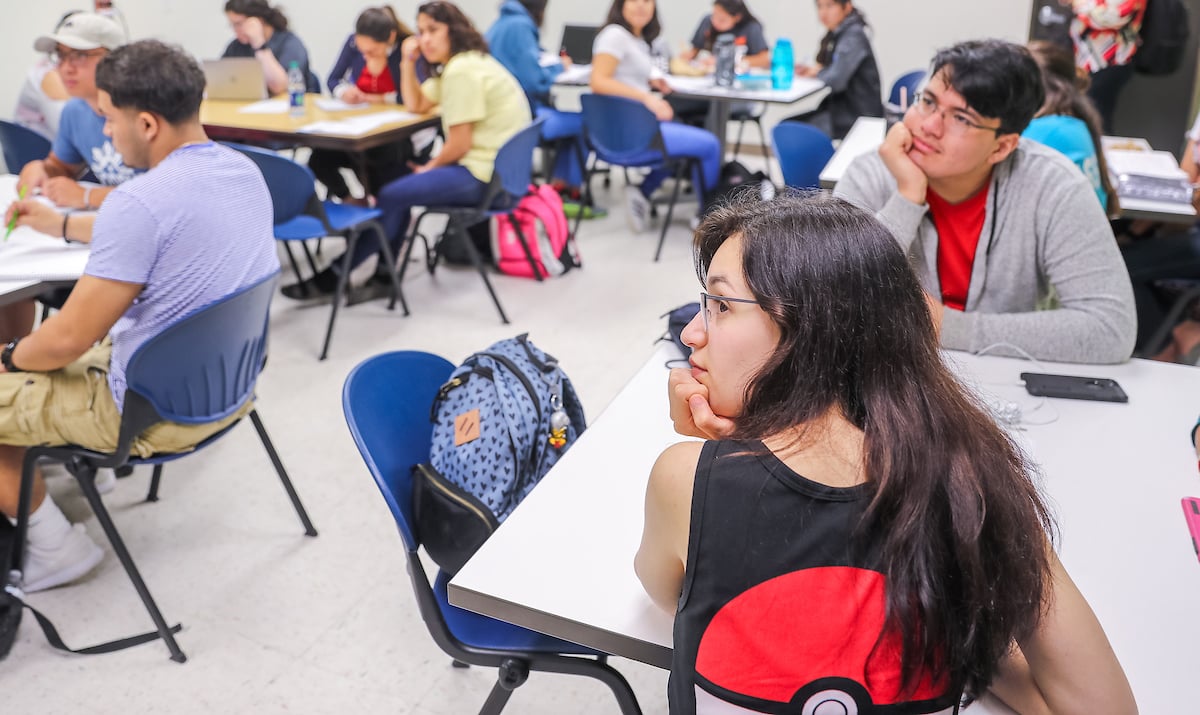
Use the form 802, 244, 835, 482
771, 39, 794, 90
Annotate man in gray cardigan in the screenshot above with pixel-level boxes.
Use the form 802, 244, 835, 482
835, 40, 1135, 364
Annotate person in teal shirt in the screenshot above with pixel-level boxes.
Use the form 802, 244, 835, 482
1023, 41, 1115, 215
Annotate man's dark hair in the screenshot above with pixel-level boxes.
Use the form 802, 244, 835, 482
929, 39, 1045, 136
95, 40, 206, 124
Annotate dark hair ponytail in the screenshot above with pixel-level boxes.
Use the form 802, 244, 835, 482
416, 1, 489, 74
356, 5, 412, 43
518, 0, 548, 27
224, 0, 289, 32
693, 192, 1055, 703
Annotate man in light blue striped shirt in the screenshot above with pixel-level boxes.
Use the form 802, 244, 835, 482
0, 40, 278, 592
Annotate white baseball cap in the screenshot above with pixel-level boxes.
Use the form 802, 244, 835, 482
34, 13, 124, 53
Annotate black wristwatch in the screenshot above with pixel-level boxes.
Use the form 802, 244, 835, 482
1, 338, 21, 373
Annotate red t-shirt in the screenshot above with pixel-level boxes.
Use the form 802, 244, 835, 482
356, 64, 396, 96
927, 184, 989, 312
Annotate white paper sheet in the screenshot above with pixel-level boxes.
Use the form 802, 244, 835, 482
295, 110, 419, 136
236, 99, 290, 114
1106, 149, 1187, 179
314, 97, 369, 112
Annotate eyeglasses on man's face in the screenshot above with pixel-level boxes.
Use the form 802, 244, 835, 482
910, 91, 1002, 137
51, 47, 106, 67
700, 291, 761, 333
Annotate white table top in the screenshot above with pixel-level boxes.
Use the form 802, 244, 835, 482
663, 74, 825, 105
0, 175, 89, 304
450, 342, 1200, 713
817, 118, 1198, 224
554, 68, 825, 106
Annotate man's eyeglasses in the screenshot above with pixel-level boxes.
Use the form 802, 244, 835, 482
700, 291, 761, 333
51, 48, 106, 67
910, 91, 1001, 137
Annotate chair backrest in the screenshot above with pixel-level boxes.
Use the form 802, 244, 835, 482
0, 120, 51, 174
342, 351, 456, 551
124, 271, 279, 427
772, 122, 836, 190
580, 94, 664, 164
486, 117, 547, 207
888, 70, 927, 107
223, 142, 316, 225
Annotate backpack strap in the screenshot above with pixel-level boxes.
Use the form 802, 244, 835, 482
4, 580, 182, 656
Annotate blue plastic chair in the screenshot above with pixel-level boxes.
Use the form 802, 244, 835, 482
342, 351, 641, 715
9, 272, 317, 663
226, 143, 405, 360
579, 94, 702, 261
401, 118, 549, 324
888, 69, 927, 107
0, 119, 51, 174
772, 122, 836, 190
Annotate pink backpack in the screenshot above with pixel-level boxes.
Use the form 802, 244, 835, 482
492, 184, 581, 279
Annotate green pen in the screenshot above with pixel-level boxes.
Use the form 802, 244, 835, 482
4, 185, 28, 242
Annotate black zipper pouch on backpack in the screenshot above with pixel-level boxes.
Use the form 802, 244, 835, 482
412, 463, 500, 575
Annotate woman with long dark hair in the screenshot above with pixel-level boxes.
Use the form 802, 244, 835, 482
591, 0, 721, 234
306, 6, 431, 208
678, 0, 769, 70
282, 0, 530, 299
784, 0, 882, 140
222, 0, 317, 95
637, 193, 1136, 713
1024, 40, 1116, 216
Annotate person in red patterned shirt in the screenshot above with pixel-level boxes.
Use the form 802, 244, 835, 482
1067, 0, 1146, 132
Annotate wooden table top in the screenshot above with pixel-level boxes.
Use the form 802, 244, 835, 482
201, 94, 440, 152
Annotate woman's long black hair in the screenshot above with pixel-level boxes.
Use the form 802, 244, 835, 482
603, 0, 662, 45
693, 192, 1055, 703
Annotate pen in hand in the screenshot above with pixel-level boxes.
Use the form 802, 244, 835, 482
4, 185, 28, 242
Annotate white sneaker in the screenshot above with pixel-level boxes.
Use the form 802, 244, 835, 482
92, 469, 117, 496
624, 185, 650, 234
22, 524, 104, 593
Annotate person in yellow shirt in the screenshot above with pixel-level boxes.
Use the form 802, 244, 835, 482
282, 0, 531, 299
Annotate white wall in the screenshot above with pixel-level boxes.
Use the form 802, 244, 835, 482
3, 1, 1032, 138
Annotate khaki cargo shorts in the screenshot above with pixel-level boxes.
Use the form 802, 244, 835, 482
0, 342, 251, 458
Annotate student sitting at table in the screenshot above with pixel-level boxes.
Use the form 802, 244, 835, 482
1023, 40, 1116, 215
669, 0, 769, 127
17, 13, 137, 211
638, 191, 1136, 715
486, 0, 587, 192
12, 13, 79, 141
308, 5, 431, 206
591, 0, 721, 234
782, 0, 882, 141
835, 40, 1136, 364
1, 40, 278, 592
222, 0, 319, 96
282, 0, 531, 300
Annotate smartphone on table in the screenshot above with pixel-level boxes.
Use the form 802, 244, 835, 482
1020, 372, 1128, 403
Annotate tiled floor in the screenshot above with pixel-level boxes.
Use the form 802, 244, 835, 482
5, 162, 754, 712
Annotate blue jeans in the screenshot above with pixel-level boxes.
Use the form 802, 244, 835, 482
537, 106, 585, 188
640, 122, 722, 207
359, 164, 488, 269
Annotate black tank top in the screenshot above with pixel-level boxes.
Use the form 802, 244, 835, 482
668, 440, 958, 714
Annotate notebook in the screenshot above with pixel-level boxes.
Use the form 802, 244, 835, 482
559, 24, 599, 65
202, 58, 268, 102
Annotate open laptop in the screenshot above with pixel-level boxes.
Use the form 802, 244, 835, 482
559, 24, 599, 65
202, 58, 267, 101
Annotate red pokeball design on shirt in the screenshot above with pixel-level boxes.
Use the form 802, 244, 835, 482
694, 566, 949, 714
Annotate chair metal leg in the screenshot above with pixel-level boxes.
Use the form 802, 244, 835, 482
454, 219, 510, 324
506, 214, 544, 281
478, 678, 517, 715
753, 117, 769, 161
249, 409, 318, 537
365, 219, 407, 314
73, 465, 187, 663
299, 241, 321, 279
732, 119, 746, 159
654, 162, 687, 262
318, 230, 356, 361
281, 243, 306, 284
145, 464, 163, 502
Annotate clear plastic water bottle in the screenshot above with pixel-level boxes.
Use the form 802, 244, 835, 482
733, 36, 748, 76
771, 39, 794, 90
713, 33, 736, 87
287, 61, 305, 118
